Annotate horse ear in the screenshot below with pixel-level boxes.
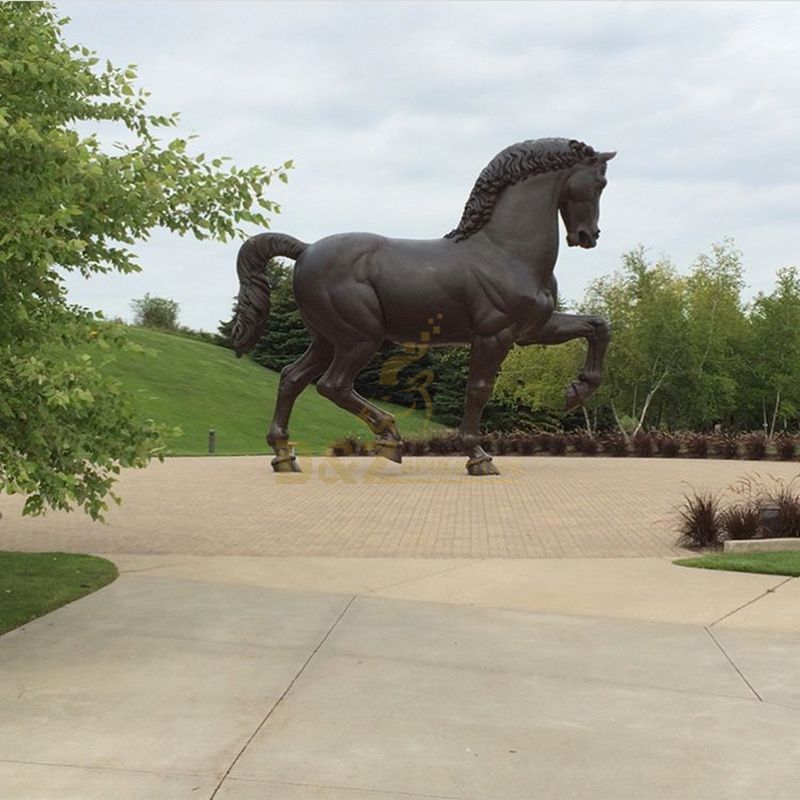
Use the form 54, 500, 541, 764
598, 151, 617, 162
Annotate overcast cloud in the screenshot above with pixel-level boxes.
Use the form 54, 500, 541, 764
58, 0, 800, 331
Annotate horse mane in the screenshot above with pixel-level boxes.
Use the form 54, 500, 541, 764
444, 138, 599, 242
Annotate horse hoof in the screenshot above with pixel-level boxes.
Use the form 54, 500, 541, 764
375, 440, 403, 463
271, 454, 301, 473
466, 457, 500, 476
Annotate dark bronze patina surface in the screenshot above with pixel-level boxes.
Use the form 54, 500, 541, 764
232, 138, 615, 475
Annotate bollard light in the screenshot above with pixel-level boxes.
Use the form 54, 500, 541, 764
208, 428, 216, 454
759, 501, 781, 538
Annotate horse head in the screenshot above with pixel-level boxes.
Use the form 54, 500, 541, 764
560, 151, 615, 249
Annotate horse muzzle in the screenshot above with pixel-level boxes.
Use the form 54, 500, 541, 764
567, 229, 599, 249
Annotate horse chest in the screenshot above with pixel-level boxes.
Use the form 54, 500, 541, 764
511, 289, 555, 340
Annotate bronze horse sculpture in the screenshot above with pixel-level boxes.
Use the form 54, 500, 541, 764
232, 137, 614, 475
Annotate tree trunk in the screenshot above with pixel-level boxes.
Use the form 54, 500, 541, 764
611, 401, 629, 441
769, 389, 781, 439
633, 372, 668, 436
629, 360, 672, 437
582, 405, 593, 437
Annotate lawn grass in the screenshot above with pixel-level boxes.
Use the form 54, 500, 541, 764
0, 552, 118, 636
95, 327, 445, 456
674, 551, 800, 577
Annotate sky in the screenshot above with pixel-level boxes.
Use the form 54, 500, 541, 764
58, 0, 800, 332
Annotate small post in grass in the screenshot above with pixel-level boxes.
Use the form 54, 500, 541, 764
208, 428, 216, 454
760, 501, 781, 538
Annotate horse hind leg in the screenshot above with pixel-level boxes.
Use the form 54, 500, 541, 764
267, 339, 333, 472
316, 342, 404, 462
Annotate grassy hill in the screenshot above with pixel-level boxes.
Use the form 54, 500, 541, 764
97, 327, 444, 456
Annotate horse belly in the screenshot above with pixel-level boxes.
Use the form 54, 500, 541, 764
370, 240, 473, 345
380, 289, 468, 346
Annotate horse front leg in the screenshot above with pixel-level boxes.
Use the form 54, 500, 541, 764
459, 332, 513, 476
532, 312, 611, 410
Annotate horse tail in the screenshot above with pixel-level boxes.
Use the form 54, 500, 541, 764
231, 233, 308, 357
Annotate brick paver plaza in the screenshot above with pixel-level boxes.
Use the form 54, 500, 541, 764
3, 455, 799, 558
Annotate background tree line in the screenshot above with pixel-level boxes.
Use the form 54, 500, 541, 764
217, 239, 800, 435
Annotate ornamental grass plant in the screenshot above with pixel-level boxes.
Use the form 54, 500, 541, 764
632, 431, 654, 457
775, 434, 796, 461
718, 503, 761, 541
679, 474, 800, 548
684, 432, 709, 459
743, 432, 768, 461
655, 432, 681, 458
677, 490, 722, 549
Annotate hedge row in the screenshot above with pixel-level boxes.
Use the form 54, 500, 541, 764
331, 430, 800, 461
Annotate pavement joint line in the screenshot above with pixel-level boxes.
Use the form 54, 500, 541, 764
704, 626, 763, 702
365, 560, 483, 594
117, 562, 185, 574
0, 757, 212, 780
760, 697, 800, 713
226, 775, 474, 800
208, 594, 357, 800
708, 576, 796, 627
321, 634, 763, 706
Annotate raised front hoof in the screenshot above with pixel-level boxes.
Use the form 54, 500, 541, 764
466, 457, 500, 476
375, 440, 403, 464
271, 454, 301, 473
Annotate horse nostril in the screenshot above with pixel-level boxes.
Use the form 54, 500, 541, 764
595, 229, 601, 238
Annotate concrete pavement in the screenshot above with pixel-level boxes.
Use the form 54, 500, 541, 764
1, 571, 799, 800
105, 552, 798, 629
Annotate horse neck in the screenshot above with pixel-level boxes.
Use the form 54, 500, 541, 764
477, 171, 564, 270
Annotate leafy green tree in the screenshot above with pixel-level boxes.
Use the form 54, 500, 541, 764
250, 262, 311, 371
745, 267, 800, 435
0, 3, 289, 518
131, 294, 180, 330
583, 247, 689, 435
579, 241, 765, 433
678, 240, 748, 429
424, 348, 468, 426
493, 340, 587, 430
